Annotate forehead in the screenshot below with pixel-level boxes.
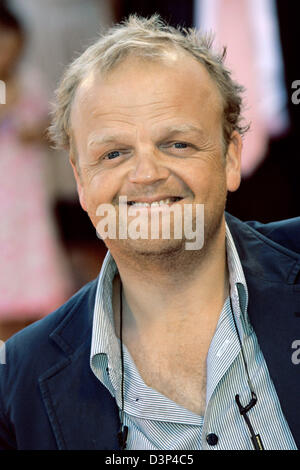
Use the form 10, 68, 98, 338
71, 52, 223, 139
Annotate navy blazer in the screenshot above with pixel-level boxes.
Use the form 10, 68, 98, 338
0, 213, 299, 450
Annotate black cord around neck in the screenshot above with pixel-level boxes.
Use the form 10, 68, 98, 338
117, 281, 128, 450
229, 297, 264, 450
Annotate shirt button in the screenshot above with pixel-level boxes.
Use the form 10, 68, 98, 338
206, 433, 218, 446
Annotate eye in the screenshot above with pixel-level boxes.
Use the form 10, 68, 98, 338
104, 150, 122, 160
160, 141, 194, 152
173, 142, 188, 149
102, 148, 132, 161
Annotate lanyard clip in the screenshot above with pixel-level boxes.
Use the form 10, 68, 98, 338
235, 392, 264, 450
235, 391, 257, 415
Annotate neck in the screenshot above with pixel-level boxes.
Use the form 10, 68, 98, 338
112, 218, 228, 335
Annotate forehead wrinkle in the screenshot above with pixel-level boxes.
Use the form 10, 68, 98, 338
87, 123, 205, 148
90, 101, 178, 119
107, 100, 166, 110
87, 103, 219, 137
87, 133, 131, 147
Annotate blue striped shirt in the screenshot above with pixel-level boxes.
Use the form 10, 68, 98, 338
90, 224, 297, 450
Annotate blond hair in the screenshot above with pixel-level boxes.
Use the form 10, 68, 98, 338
48, 14, 249, 152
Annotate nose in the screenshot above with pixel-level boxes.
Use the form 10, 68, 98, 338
128, 149, 170, 185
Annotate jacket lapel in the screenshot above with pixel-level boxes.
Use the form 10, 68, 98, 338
38, 279, 121, 450
226, 213, 300, 448
246, 273, 300, 448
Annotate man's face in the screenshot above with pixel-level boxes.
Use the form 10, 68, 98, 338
70, 52, 241, 256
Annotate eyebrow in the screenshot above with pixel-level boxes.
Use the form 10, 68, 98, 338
87, 124, 205, 148
162, 124, 205, 139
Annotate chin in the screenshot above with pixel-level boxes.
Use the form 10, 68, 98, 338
109, 237, 187, 258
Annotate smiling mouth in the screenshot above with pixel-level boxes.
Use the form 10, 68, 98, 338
127, 197, 183, 207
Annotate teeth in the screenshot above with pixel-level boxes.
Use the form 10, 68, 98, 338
132, 202, 151, 207
158, 199, 170, 206
129, 198, 178, 207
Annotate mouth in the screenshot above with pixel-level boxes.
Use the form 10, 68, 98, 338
126, 196, 183, 208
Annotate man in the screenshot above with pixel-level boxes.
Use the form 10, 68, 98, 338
0, 14, 299, 451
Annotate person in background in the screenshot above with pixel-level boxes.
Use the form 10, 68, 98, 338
0, 0, 72, 341
10, 0, 118, 291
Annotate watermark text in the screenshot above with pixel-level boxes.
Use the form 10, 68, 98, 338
291, 80, 300, 105
96, 197, 205, 250
0, 80, 6, 105
0, 340, 6, 365
291, 339, 300, 365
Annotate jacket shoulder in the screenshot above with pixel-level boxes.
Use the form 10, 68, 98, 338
0, 277, 98, 381
0, 278, 99, 449
244, 217, 300, 255
226, 212, 300, 255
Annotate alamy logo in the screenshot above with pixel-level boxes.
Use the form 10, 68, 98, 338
0, 340, 6, 365
95, 197, 205, 250
291, 80, 300, 105
291, 340, 300, 365
0, 80, 5, 104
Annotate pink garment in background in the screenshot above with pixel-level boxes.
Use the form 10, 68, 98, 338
0, 72, 72, 320
216, 0, 268, 176
194, 0, 289, 177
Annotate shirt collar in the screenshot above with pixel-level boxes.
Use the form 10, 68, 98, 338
225, 222, 251, 339
90, 251, 121, 386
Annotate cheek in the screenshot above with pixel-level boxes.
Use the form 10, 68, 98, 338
82, 173, 120, 222
182, 159, 226, 201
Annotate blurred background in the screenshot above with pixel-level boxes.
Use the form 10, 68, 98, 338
0, 0, 299, 339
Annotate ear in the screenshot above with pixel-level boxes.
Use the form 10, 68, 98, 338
69, 154, 87, 212
225, 131, 242, 193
